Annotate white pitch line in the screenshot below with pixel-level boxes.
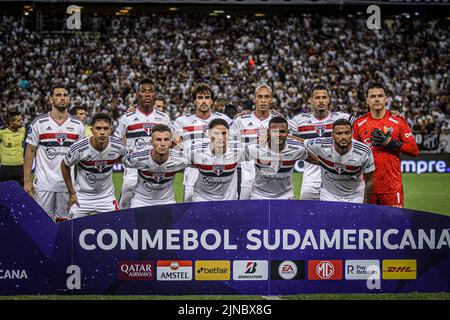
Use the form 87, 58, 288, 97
261, 295, 282, 300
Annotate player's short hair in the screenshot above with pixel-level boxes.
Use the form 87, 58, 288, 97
6, 111, 21, 125
152, 124, 171, 135
70, 105, 87, 116
208, 118, 229, 130
268, 116, 288, 128
154, 94, 166, 105
365, 82, 386, 97
50, 84, 69, 96
91, 113, 112, 127
333, 118, 353, 130
310, 84, 330, 97
137, 78, 155, 92
192, 83, 215, 102
254, 84, 272, 96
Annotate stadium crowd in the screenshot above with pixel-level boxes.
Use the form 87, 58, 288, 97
0, 13, 449, 132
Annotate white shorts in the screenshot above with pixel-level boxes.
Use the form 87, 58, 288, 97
69, 194, 119, 219
320, 188, 364, 204
183, 167, 199, 187
119, 168, 138, 209
130, 196, 175, 209
300, 182, 321, 200
240, 161, 255, 188
35, 190, 69, 221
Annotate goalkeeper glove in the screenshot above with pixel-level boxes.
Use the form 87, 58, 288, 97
370, 128, 402, 151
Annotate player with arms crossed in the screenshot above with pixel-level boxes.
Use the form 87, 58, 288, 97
231, 84, 275, 200
305, 119, 375, 203
247, 116, 317, 199
186, 118, 246, 202
353, 83, 418, 208
24, 85, 85, 221
114, 78, 171, 209
288, 85, 356, 201
170, 83, 232, 202
123, 124, 188, 208
61, 113, 127, 218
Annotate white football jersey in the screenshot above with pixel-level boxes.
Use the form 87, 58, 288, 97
170, 112, 232, 147
231, 111, 274, 145
247, 139, 308, 199
64, 136, 127, 198
26, 113, 85, 192
122, 148, 189, 206
305, 137, 375, 198
185, 141, 246, 201
114, 107, 171, 152
288, 111, 355, 184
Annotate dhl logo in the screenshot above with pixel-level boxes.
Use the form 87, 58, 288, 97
382, 260, 417, 280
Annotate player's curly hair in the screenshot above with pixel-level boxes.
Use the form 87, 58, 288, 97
192, 83, 215, 102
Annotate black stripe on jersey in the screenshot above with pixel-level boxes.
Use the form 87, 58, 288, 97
353, 143, 372, 156
138, 171, 172, 184
30, 113, 49, 126
126, 132, 152, 139
296, 132, 332, 139
68, 116, 83, 126
319, 162, 362, 176
198, 169, 236, 177
255, 164, 294, 173
39, 141, 76, 148
78, 163, 114, 174
131, 150, 150, 159
69, 140, 90, 153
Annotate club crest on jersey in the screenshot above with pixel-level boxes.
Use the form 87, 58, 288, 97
56, 133, 67, 145
202, 125, 208, 134
143, 123, 153, 136
334, 163, 346, 174
212, 164, 224, 176
152, 171, 165, 183
95, 161, 107, 172
315, 125, 327, 136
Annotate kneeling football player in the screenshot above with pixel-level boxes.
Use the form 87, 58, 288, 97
61, 113, 127, 219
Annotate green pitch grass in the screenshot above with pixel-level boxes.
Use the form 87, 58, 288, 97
113, 172, 450, 216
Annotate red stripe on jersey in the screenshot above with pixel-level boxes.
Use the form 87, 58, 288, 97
196, 163, 237, 171
183, 126, 205, 132
80, 159, 118, 166
318, 155, 361, 172
127, 123, 157, 131
139, 170, 177, 178
39, 133, 79, 140
297, 124, 333, 132
240, 129, 258, 135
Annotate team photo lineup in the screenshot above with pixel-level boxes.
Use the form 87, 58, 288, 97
2, 78, 418, 222
1, 6, 448, 223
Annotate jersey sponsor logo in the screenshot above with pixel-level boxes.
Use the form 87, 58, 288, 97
135, 138, 146, 149
345, 260, 380, 280
56, 133, 67, 145
382, 260, 417, 280
233, 260, 268, 281
308, 260, 343, 280
86, 174, 97, 184
212, 164, 225, 176
118, 261, 154, 280
157, 260, 193, 281
46, 147, 61, 160
270, 260, 305, 280
405, 132, 413, 138
67, 127, 75, 132
195, 261, 230, 281
0, 269, 28, 280
46, 126, 52, 131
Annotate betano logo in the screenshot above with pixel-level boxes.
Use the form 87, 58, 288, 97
195, 261, 230, 281
382, 260, 417, 280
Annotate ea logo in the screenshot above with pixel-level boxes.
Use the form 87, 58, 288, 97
316, 261, 335, 279
135, 138, 146, 149
46, 148, 57, 159
278, 260, 297, 280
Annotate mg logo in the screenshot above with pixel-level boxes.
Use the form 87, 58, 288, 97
316, 261, 335, 279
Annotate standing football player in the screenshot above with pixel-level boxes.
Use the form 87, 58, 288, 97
247, 116, 315, 199
289, 85, 356, 201
306, 119, 375, 203
123, 124, 188, 208
186, 118, 246, 202
353, 83, 418, 208
170, 83, 232, 202
61, 113, 127, 218
24, 85, 85, 221
231, 84, 275, 200
114, 78, 171, 209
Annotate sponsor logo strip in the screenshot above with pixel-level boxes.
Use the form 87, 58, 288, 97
119, 261, 154, 281
308, 260, 343, 280
382, 260, 417, 280
270, 260, 305, 280
195, 261, 230, 281
233, 260, 268, 281
345, 260, 380, 280
157, 260, 193, 281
